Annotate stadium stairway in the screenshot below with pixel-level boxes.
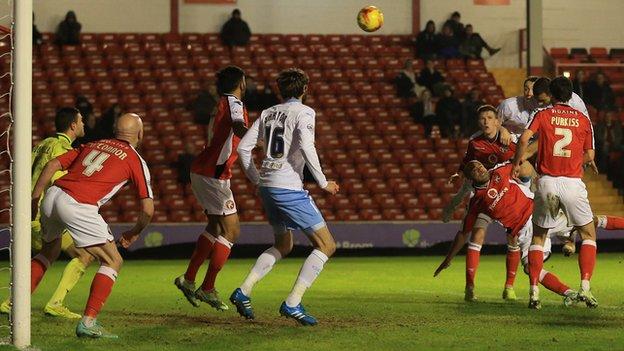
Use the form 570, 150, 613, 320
489, 68, 525, 98
583, 172, 624, 216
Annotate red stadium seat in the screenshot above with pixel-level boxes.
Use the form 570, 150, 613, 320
550, 47, 569, 59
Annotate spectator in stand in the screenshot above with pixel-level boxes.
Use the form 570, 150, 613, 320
437, 24, 461, 59
594, 110, 623, 172
244, 77, 279, 111
192, 85, 219, 125
33, 13, 42, 46
55, 11, 81, 46
415, 20, 438, 60
411, 89, 437, 137
173, 142, 196, 185
572, 69, 587, 99
93, 103, 122, 141
461, 88, 485, 137
394, 59, 426, 98
418, 59, 445, 96
444, 11, 465, 41
436, 87, 462, 138
220, 9, 251, 47
73, 95, 96, 146
585, 72, 616, 111
459, 24, 500, 59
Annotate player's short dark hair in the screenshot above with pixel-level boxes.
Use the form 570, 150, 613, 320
216, 66, 245, 95
477, 104, 497, 116
276, 68, 309, 100
523, 76, 539, 86
452, 11, 461, 18
532, 77, 551, 96
55, 107, 80, 133
549, 76, 573, 102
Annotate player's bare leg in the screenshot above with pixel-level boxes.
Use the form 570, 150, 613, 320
465, 228, 485, 302
231, 229, 294, 319
280, 225, 336, 326
75, 240, 123, 339
528, 225, 548, 309
562, 215, 624, 256
44, 242, 96, 319
575, 220, 598, 308
195, 214, 239, 311
503, 234, 520, 301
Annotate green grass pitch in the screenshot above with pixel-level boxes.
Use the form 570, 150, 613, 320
2, 254, 624, 350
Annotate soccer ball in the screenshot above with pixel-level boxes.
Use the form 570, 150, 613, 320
357, 6, 384, 32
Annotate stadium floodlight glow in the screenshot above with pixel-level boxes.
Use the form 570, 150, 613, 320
562, 71, 571, 78
10, 0, 33, 348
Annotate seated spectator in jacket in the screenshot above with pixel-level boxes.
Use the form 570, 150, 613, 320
594, 110, 623, 172
394, 59, 426, 98
437, 24, 461, 59
585, 72, 615, 110
415, 20, 438, 60
436, 87, 462, 138
459, 24, 500, 59
55, 11, 81, 46
572, 69, 587, 99
93, 103, 122, 141
418, 59, 445, 96
33, 13, 42, 46
411, 89, 441, 137
444, 11, 465, 41
461, 88, 485, 137
192, 85, 219, 125
244, 77, 279, 111
220, 9, 251, 47
174, 143, 197, 185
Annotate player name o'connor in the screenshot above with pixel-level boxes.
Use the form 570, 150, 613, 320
95, 141, 129, 160
550, 116, 580, 127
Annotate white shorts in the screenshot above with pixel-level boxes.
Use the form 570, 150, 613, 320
519, 211, 573, 266
40, 186, 113, 248
190, 173, 237, 216
533, 175, 593, 229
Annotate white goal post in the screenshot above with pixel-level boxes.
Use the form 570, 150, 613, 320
11, 0, 32, 348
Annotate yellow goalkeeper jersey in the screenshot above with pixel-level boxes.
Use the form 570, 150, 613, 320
31, 133, 73, 190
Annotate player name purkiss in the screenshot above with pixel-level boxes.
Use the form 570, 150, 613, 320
550, 116, 580, 127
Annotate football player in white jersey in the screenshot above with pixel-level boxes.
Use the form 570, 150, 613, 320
230, 68, 339, 326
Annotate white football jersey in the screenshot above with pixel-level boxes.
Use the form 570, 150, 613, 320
238, 98, 328, 190
497, 92, 588, 135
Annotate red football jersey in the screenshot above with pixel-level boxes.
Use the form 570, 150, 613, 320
527, 103, 594, 178
191, 95, 249, 180
459, 131, 517, 171
462, 163, 533, 237
54, 139, 153, 206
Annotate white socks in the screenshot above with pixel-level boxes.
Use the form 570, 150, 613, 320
240, 247, 282, 296
285, 249, 329, 307
82, 316, 96, 327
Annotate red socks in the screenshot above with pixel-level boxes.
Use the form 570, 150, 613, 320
604, 215, 624, 230
184, 233, 215, 282
540, 270, 570, 296
31, 254, 50, 293
505, 246, 521, 288
465, 242, 481, 288
528, 245, 544, 288
201, 236, 233, 291
579, 240, 597, 281
84, 266, 118, 318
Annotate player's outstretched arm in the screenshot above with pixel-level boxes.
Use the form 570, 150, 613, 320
119, 198, 154, 248
583, 149, 599, 174
297, 112, 329, 189
434, 230, 470, 277
237, 118, 262, 185
31, 159, 63, 220
511, 129, 534, 180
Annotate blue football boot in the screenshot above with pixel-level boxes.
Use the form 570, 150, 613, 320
229, 288, 255, 320
279, 301, 317, 326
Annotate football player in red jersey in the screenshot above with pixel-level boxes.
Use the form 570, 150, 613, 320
30, 113, 154, 338
444, 105, 535, 300
174, 66, 249, 311
513, 76, 598, 309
